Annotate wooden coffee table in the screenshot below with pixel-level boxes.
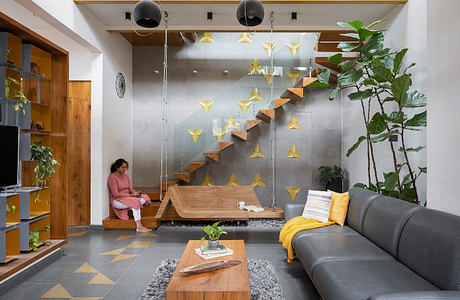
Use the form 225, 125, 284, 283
166, 240, 250, 300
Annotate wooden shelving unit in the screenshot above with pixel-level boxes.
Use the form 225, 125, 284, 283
0, 11, 68, 278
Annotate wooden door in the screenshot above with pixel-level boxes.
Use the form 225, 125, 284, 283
68, 81, 91, 225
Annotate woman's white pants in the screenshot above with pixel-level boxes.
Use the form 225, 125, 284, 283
112, 198, 146, 221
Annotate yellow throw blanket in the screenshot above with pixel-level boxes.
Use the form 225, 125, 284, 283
279, 216, 334, 263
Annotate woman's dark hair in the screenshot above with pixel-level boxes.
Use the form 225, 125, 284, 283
111, 158, 128, 173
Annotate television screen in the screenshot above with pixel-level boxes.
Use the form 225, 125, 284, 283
0, 125, 19, 187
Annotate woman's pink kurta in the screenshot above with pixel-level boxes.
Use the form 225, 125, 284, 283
107, 173, 151, 220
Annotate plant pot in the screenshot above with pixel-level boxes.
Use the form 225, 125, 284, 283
208, 239, 219, 249
326, 178, 343, 193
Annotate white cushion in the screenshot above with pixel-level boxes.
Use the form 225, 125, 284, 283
302, 190, 333, 223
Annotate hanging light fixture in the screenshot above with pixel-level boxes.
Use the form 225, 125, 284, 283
236, 0, 264, 27
134, 0, 162, 28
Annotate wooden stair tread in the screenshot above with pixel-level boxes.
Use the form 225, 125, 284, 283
246, 120, 262, 131
174, 172, 191, 183
203, 152, 220, 162
256, 110, 275, 123
189, 162, 206, 173
232, 131, 248, 141
315, 42, 359, 52
315, 56, 355, 73
134, 187, 165, 200
288, 88, 303, 98
318, 31, 355, 42
218, 141, 234, 152
302, 77, 318, 87
103, 216, 160, 230
312, 68, 338, 83
274, 98, 290, 109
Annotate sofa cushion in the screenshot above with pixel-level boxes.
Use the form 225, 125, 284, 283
398, 208, 460, 290
362, 196, 420, 257
302, 190, 333, 223
293, 233, 394, 274
328, 190, 350, 226
312, 260, 438, 300
284, 203, 305, 221
347, 188, 381, 233
292, 224, 358, 242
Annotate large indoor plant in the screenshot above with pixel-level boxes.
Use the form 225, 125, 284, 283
319, 165, 344, 192
201, 221, 227, 249
314, 19, 427, 204
30, 142, 59, 201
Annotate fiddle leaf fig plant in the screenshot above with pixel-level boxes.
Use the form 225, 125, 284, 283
318, 19, 426, 204
5, 76, 29, 114
201, 221, 227, 242
30, 142, 59, 201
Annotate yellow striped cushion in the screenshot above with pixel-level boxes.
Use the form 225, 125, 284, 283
328, 190, 350, 226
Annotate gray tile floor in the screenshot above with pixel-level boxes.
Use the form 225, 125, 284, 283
0, 225, 320, 300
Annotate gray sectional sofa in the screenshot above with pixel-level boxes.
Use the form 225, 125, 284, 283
284, 187, 460, 300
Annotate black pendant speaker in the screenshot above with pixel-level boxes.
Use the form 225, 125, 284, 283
134, 0, 162, 28
236, 0, 264, 27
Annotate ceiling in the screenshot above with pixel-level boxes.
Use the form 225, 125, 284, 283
75, 1, 405, 45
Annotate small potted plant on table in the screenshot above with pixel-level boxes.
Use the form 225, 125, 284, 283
201, 221, 227, 249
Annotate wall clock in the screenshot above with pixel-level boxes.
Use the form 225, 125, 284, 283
115, 72, 126, 98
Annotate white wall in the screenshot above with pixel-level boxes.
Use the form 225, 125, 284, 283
11, 0, 133, 224
426, 0, 460, 216
341, 0, 427, 203
26, 0, 133, 225
0, 0, 92, 80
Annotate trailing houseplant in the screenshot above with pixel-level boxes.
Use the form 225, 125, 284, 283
30, 142, 59, 201
314, 19, 426, 204
319, 165, 344, 192
201, 221, 227, 249
29, 226, 51, 252
5, 76, 29, 114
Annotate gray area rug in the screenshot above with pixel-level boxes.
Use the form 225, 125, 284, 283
140, 258, 285, 300
160, 218, 285, 229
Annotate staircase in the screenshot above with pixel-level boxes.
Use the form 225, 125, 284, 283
103, 32, 352, 229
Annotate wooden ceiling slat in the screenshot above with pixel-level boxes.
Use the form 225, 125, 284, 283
120, 32, 184, 46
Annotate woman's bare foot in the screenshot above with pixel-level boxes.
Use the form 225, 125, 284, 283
135, 221, 152, 232
136, 226, 152, 233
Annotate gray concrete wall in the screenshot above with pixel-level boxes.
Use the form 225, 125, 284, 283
132, 33, 341, 208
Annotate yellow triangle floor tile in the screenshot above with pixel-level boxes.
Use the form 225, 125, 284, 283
127, 241, 152, 248
111, 254, 139, 263
101, 248, 125, 256
74, 263, 99, 274
115, 235, 136, 241
41, 284, 72, 298
140, 232, 157, 237
68, 231, 88, 237
88, 273, 114, 285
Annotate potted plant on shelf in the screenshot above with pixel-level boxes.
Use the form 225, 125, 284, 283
201, 221, 227, 249
319, 165, 344, 193
5, 76, 30, 114
6, 204, 16, 214
30, 142, 59, 201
